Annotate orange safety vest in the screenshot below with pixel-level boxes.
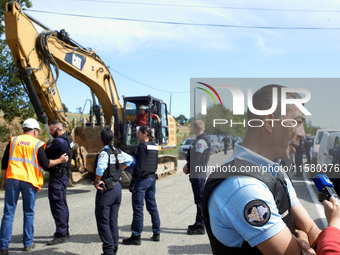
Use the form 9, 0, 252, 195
7, 134, 45, 190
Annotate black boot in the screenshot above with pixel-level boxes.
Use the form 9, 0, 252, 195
151, 233, 160, 242
187, 224, 197, 230
187, 225, 205, 235
47, 235, 68, 245
122, 235, 141, 245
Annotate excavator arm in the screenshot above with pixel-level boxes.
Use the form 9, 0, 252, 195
5, 1, 178, 184
5, 1, 122, 131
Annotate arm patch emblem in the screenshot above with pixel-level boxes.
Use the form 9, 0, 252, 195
244, 200, 271, 227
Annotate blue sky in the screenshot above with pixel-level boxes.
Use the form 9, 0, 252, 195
21, 0, 340, 129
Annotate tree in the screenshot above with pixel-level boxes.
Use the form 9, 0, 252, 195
0, 0, 34, 123
303, 119, 319, 136
197, 104, 247, 137
175, 114, 188, 125
62, 103, 69, 113
76, 107, 82, 113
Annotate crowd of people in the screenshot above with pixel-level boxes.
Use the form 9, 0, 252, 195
2, 85, 340, 255
0, 117, 161, 255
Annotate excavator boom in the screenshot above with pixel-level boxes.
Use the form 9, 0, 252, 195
5, 2, 177, 184
5, 2, 122, 130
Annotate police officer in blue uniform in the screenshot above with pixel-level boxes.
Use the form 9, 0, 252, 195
304, 134, 313, 165
123, 126, 161, 245
95, 128, 134, 255
294, 138, 304, 177
183, 120, 210, 235
202, 85, 321, 254
45, 120, 73, 245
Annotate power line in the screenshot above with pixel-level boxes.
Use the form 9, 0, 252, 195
77, 0, 340, 13
109, 67, 189, 94
26, 9, 340, 30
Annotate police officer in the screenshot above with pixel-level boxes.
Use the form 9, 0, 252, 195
222, 135, 230, 155
183, 120, 210, 235
294, 138, 304, 177
202, 85, 321, 254
123, 126, 161, 245
304, 133, 313, 165
45, 120, 73, 245
95, 128, 134, 255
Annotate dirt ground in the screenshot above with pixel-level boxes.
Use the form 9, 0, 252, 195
177, 124, 190, 133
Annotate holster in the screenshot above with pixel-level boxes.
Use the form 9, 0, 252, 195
100, 177, 119, 193
52, 166, 69, 177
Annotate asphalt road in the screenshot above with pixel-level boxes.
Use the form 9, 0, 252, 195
0, 150, 327, 254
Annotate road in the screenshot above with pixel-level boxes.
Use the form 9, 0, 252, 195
0, 150, 327, 254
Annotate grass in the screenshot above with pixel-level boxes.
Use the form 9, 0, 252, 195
66, 112, 90, 123
159, 144, 181, 157
159, 126, 191, 157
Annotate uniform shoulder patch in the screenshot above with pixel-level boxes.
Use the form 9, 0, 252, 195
244, 200, 271, 226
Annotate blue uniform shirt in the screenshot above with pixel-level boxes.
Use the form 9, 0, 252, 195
96, 145, 135, 176
208, 142, 299, 248
195, 139, 209, 154
189, 136, 209, 179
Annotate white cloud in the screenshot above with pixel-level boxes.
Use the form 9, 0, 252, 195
255, 35, 282, 56
24, 0, 340, 58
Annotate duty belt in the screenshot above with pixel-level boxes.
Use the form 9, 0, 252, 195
148, 173, 157, 178
100, 177, 120, 193
51, 166, 69, 177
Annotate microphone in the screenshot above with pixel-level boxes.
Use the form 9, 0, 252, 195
312, 174, 340, 202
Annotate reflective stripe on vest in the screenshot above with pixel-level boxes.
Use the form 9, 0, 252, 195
9, 136, 44, 174
147, 144, 158, 151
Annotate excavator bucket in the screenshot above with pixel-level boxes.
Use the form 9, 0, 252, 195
69, 116, 113, 183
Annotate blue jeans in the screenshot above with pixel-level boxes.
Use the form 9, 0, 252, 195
131, 177, 160, 236
0, 179, 37, 249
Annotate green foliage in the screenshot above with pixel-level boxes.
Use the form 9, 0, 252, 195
303, 119, 319, 136
196, 104, 247, 137
76, 107, 82, 113
62, 103, 69, 113
177, 131, 190, 145
159, 126, 190, 157
0, 0, 34, 122
0, 125, 10, 142
175, 114, 188, 125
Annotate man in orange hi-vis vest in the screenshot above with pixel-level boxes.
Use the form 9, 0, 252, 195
0, 118, 68, 254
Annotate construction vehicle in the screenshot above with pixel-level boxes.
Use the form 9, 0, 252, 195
4, 1, 177, 184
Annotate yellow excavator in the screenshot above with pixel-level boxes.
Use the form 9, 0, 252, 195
4, 1, 177, 185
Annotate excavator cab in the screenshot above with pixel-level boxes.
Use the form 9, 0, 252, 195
121, 96, 177, 185
122, 95, 170, 154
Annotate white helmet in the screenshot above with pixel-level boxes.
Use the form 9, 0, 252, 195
22, 118, 41, 130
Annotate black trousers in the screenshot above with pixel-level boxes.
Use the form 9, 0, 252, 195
295, 153, 303, 176
95, 183, 121, 255
190, 177, 205, 227
48, 174, 69, 237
